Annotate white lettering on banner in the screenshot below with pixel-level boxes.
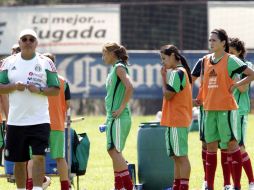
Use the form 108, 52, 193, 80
128, 65, 144, 87
57, 55, 163, 95
145, 63, 161, 87
57, 55, 95, 94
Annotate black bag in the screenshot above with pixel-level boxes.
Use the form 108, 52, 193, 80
0, 121, 6, 166
0, 121, 6, 150
71, 129, 90, 176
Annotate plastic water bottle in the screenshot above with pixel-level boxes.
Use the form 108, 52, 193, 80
127, 163, 136, 185
135, 184, 143, 190
99, 124, 107, 133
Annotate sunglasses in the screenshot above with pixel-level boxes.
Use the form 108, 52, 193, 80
21, 37, 36, 43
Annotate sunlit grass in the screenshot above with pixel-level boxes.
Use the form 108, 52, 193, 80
1, 115, 254, 190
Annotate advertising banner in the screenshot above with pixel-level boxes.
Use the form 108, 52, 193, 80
54, 51, 205, 98
0, 5, 120, 54
54, 51, 254, 99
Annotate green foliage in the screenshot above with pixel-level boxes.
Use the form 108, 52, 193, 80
0, 115, 253, 189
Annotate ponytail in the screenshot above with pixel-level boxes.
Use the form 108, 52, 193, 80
114, 46, 129, 64
179, 54, 192, 84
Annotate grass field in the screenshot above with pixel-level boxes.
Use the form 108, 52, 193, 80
1, 115, 254, 190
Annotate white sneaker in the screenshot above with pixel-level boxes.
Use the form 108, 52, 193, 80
42, 176, 51, 190
249, 182, 254, 190
223, 185, 232, 190
202, 181, 208, 190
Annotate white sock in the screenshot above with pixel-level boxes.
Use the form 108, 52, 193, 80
32, 187, 43, 190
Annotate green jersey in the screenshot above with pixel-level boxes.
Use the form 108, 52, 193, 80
105, 61, 130, 118
233, 61, 253, 115
227, 55, 247, 78
166, 65, 186, 93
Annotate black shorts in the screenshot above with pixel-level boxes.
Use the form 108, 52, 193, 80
4, 123, 50, 162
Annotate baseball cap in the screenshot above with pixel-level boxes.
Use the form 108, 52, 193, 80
19, 29, 38, 39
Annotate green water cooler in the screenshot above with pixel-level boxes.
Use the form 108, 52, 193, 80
137, 122, 174, 190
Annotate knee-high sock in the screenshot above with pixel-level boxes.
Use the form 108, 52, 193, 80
26, 178, 33, 190
173, 178, 181, 190
114, 171, 124, 190
206, 151, 217, 190
230, 148, 242, 189
119, 169, 133, 190
180, 178, 189, 190
60, 180, 70, 190
242, 152, 254, 183
221, 150, 231, 186
202, 148, 207, 181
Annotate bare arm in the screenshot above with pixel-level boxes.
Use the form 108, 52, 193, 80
161, 66, 176, 100
41, 86, 60, 96
230, 67, 254, 93
0, 94, 9, 120
0, 82, 26, 94
161, 79, 176, 100
65, 100, 71, 111
0, 84, 16, 94
112, 66, 133, 118
234, 77, 248, 93
27, 84, 60, 96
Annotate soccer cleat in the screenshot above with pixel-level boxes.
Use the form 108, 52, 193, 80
202, 181, 208, 189
42, 176, 51, 190
223, 185, 232, 190
249, 182, 254, 190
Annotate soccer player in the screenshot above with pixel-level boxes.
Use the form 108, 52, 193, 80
202, 28, 254, 190
192, 58, 232, 190
26, 53, 71, 190
0, 29, 60, 190
102, 42, 134, 190
229, 37, 254, 190
160, 44, 192, 190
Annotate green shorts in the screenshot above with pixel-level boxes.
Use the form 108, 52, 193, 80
165, 127, 189, 157
106, 116, 131, 152
49, 130, 65, 159
204, 110, 238, 149
199, 106, 205, 142
237, 114, 248, 146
